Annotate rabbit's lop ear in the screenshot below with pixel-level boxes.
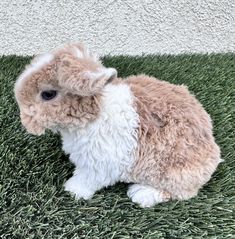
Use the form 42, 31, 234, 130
57, 54, 117, 96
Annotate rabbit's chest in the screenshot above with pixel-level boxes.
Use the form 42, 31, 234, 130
61, 84, 140, 182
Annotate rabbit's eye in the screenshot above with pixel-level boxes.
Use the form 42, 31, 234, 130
41, 90, 57, 101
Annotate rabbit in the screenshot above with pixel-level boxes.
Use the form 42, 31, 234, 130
14, 43, 222, 207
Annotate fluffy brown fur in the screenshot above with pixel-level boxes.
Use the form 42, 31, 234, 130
14, 44, 116, 135
125, 75, 221, 200
14, 43, 221, 205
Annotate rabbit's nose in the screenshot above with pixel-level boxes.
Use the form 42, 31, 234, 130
29, 105, 37, 115
20, 105, 36, 116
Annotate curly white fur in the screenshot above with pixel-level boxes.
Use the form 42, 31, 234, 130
14, 43, 221, 207
127, 184, 167, 208
60, 84, 139, 199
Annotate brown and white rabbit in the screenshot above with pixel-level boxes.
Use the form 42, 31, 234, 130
14, 43, 221, 207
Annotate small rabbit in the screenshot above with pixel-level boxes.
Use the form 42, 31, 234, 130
14, 43, 221, 207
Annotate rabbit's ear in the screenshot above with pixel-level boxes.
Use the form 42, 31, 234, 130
57, 56, 117, 96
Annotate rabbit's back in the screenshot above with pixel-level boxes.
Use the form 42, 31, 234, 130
125, 75, 221, 199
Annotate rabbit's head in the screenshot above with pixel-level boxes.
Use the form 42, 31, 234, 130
14, 43, 117, 135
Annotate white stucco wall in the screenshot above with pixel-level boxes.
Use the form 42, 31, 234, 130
0, 0, 234, 56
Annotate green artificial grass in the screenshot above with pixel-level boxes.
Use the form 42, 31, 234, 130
0, 54, 234, 239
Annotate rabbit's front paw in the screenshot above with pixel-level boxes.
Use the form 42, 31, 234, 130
64, 176, 94, 200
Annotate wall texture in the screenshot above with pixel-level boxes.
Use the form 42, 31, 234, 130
0, 0, 234, 56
